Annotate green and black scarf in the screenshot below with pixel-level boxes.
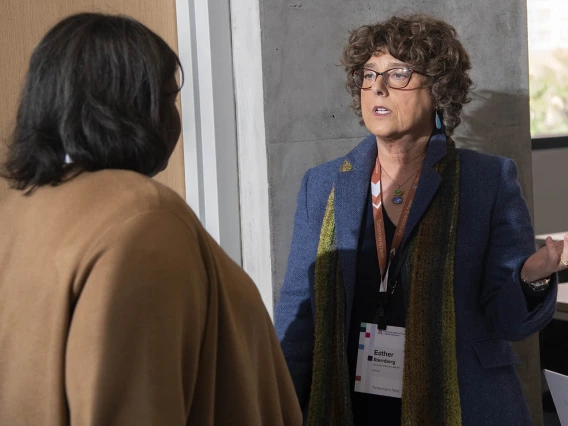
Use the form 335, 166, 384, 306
308, 138, 462, 426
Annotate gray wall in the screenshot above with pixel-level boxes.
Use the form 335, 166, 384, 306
532, 148, 568, 235
261, 0, 533, 303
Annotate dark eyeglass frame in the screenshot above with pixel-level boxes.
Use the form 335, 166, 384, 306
351, 67, 420, 90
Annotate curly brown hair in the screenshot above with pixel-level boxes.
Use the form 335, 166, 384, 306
341, 14, 472, 136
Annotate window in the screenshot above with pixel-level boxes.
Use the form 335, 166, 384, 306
527, 0, 568, 139
536, 8, 550, 20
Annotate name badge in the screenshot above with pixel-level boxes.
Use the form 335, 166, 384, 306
354, 322, 405, 398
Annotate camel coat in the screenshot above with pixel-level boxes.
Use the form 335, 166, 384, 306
0, 170, 301, 426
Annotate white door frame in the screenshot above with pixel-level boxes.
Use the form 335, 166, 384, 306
176, 0, 273, 315
229, 0, 274, 315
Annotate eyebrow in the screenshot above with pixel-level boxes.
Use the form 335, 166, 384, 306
364, 61, 409, 70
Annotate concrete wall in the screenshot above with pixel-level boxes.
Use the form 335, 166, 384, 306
260, 0, 533, 302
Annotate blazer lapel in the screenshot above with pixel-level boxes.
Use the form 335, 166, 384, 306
334, 135, 377, 333
400, 133, 448, 253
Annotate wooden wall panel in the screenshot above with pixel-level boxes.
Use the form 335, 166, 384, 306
0, 0, 185, 199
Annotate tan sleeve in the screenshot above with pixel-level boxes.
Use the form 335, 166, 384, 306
65, 210, 208, 426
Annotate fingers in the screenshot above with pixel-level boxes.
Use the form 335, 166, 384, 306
543, 237, 558, 272
547, 237, 565, 257
560, 234, 568, 269
545, 236, 557, 258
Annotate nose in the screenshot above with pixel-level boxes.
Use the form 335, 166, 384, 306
371, 74, 388, 96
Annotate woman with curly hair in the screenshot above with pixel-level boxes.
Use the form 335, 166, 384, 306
275, 14, 567, 426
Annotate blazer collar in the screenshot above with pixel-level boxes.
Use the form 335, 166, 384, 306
401, 132, 447, 247
334, 134, 378, 261
334, 135, 376, 335
335, 132, 447, 251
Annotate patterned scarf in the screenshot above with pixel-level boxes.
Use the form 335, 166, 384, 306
308, 138, 461, 425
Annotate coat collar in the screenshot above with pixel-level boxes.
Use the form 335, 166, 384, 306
334, 132, 448, 332
401, 132, 446, 247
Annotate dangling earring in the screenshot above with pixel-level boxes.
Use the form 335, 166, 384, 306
435, 108, 442, 130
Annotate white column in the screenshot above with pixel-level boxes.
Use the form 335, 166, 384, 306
175, 0, 202, 218
230, 0, 274, 315
175, 0, 242, 265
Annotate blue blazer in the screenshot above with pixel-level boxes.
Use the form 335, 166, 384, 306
274, 134, 558, 425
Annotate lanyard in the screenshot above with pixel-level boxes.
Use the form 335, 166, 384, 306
371, 157, 420, 328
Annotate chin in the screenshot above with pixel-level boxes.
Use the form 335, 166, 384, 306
367, 126, 399, 140
363, 118, 395, 138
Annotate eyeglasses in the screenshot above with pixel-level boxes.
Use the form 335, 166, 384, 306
352, 67, 417, 90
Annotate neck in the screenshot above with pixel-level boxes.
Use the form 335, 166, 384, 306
376, 133, 429, 171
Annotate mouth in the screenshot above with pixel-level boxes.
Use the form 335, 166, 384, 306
373, 106, 391, 116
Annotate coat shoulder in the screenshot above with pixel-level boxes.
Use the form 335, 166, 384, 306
457, 148, 514, 185
458, 148, 510, 172
456, 148, 524, 211
299, 157, 346, 223
307, 157, 345, 180
302, 157, 344, 196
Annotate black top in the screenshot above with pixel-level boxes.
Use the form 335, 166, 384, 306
346, 189, 549, 426
348, 190, 403, 426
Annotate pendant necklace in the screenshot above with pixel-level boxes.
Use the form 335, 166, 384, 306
381, 166, 421, 205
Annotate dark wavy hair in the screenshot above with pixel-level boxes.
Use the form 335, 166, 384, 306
341, 14, 472, 136
3, 13, 182, 190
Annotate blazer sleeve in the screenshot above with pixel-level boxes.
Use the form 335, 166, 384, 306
274, 169, 318, 410
65, 210, 208, 425
480, 158, 558, 342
